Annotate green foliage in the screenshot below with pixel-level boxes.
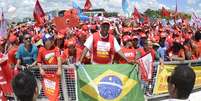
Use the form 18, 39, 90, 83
143, 9, 191, 20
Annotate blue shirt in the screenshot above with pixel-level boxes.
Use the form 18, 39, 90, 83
16, 44, 38, 65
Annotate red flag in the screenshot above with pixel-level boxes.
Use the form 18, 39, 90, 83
161, 7, 170, 17
84, 0, 92, 10
175, 0, 177, 14
133, 6, 141, 19
33, 0, 45, 26
138, 53, 154, 81
52, 9, 80, 34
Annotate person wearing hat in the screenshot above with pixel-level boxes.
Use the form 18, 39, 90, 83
139, 39, 157, 61
139, 32, 147, 48
76, 31, 91, 64
15, 33, 38, 69
62, 38, 82, 64
7, 34, 19, 76
37, 34, 61, 75
158, 32, 168, 61
167, 40, 185, 61
118, 35, 136, 64
55, 33, 65, 50
79, 20, 133, 64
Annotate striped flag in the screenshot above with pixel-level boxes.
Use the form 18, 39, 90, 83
0, 10, 7, 37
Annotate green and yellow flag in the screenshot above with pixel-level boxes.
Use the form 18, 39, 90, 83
76, 64, 145, 101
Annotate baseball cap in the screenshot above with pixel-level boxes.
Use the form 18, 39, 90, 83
123, 35, 131, 42
101, 20, 110, 26
42, 33, 54, 43
131, 35, 138, 40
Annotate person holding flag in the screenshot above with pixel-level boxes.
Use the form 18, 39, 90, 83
79, 20, 134, 64
37, 33, 61, 101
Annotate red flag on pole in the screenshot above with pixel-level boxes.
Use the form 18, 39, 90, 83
84, 0, 92, 10
33, 0, 45, 27
161, 7, 170, 17
175, 0, 177, 14
133, 6, 141, 19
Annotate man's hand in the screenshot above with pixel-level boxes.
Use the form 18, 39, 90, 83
15, 64, 20, 69
39, 68, 45, 76
127, 60, 140, 65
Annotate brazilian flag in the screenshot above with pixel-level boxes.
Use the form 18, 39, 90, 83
76, 64, 145, 101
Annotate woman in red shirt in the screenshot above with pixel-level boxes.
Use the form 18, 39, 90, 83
8, 34, 19, 69
168, 40, 185, 61
118, 35, 136, 64
37, 34, 61, 75
62, 38, 82, 64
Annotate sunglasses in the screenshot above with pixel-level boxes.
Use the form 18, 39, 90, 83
25, 37, 31, 40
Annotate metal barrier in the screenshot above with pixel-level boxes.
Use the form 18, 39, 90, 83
10, 60, 201, 101
29, 65, 77, 101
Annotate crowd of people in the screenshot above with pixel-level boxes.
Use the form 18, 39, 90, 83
0, 10, 198, 101
1, 16, 200, 67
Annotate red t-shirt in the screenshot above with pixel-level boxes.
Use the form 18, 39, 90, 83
37, 47, 61, 65
62, 48, 82, 64
8, 46, 18, 65
119, 47, 136, 64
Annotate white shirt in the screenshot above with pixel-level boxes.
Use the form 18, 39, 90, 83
84, 34, 121, 52
84, 33, 121, 64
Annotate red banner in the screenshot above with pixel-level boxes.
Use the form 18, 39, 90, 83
42, 73, 60, 101
138, 53, 154, 81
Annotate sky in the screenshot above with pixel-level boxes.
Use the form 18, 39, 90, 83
0, 0, 201, 19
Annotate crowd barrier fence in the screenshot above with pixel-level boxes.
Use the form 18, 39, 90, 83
11, 60, 201, 101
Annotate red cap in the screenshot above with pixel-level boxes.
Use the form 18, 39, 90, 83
0, 37, 4, 45
101, 20, 110, 25
140, 33, 147, 38
9, 34, 17, 43
123, 27, 132, 33
123, 35, 131, 42
131, 35, 138, 39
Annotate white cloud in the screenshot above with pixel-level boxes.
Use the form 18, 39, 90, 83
0, 0, 200, 19
187, 0, 200, 5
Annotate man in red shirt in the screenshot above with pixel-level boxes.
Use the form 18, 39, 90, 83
79, 20, 132, 64
37, 34, 61, 75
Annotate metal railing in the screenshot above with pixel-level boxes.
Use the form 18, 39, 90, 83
10, 60, 201, 101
